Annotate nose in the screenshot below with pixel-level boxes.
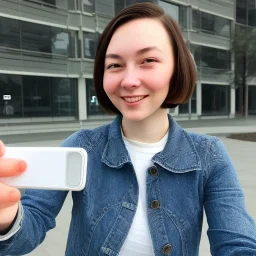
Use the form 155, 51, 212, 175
120, 67, 141, 89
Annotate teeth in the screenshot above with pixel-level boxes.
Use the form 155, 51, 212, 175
123, 96, 144, 103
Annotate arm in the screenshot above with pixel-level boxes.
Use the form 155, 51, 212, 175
0, 189, 68, 256
204, 138, 256, 255
0, 131, 83, 255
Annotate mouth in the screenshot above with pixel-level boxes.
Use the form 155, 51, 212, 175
122, 96, 147, 103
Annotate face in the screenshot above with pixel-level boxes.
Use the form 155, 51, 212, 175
103, 18, 175, 122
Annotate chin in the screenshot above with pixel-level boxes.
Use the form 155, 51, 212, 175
122, 112, 150, 122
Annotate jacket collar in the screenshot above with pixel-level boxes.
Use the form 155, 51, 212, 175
101, 115, 201, 173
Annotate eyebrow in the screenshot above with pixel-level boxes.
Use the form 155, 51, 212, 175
105, 46, 162, 59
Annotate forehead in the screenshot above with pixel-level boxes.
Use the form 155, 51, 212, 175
106, 18, 172, 53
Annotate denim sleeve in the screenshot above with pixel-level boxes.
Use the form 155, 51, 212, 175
204, 137, 256, 255
0, 202, 23, 242
0, 189, 68, 256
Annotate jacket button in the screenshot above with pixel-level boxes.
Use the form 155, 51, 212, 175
149, 166, 158, 176
162, 244, 172, 254
151, 200, 160, 209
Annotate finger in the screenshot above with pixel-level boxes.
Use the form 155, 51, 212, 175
0, 159, 27, 177
0, 140, 5, 157
0, 182, 21, 209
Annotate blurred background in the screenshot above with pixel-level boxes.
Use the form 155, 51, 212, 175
0, 0, 255, 125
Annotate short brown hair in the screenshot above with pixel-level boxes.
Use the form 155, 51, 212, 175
94, 2, 197, 114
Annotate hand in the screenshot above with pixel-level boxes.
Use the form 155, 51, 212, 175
0, 140, 27, 209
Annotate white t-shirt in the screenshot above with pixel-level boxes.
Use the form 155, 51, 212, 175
119, 133, 168, 256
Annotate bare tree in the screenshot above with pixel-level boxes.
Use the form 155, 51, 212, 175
232, 24, 256, 117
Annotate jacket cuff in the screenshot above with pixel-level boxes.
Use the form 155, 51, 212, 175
0, 202, 23, 241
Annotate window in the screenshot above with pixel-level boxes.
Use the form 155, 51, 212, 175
23, 0, 65, 8
236, 0, 247, 25
248, 0, 256, 27
201, 12, 215, 33
51, 28, 70, 56
52, 78, 78, 117
179, 102, 189, 114
21, 21, 72, 56
83, 0, 95, 13
23, 0, 68, 8
69, 30, 78, 58
201, 46, 230, 70
0, 17, 20, 49
22, 76, 51, 117
192, 10, 200, 30
191, 45, 230, 70
159, 1, 188, 29
68, 0, 75, 10
86, 79, 105, 115
159, 1, 179, 22
83, 32, 97, 59
248, 0, 256, 8
0, 74, 22, 118
248, 86, 256, 114
179, 89, 196, 114
115, 0, 125, 14
179, 6, 187, 29
248, 54, 256, 75
0, 74, 78, 118
95, 1, 113, 15
22, 22, 51, 53
55, 0, 67, 9
202, 12, 230, 37
249, 10, 256, 26
202, 84, 230, 115
191, 88, 197, 113
42, 0, 56, 5
215, 16, 231, 37
193, 11, 230, 37
190, 44, 200, 66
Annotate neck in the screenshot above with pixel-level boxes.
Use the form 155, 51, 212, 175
121, 110, 169, 143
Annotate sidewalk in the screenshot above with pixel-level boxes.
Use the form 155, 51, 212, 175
0, 116, 256, 138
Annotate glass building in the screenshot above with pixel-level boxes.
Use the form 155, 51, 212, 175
0, 0, 247, 123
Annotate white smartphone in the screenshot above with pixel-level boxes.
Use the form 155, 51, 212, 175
0, 147, 88, 191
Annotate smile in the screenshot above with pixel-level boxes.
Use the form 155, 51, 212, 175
122, 96, 146, 103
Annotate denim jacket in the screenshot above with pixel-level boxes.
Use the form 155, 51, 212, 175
1, 115, 256, 256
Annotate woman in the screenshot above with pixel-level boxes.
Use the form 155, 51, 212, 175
0, 3, 256, 256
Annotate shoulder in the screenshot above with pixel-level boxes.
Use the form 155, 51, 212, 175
185, 130, 233, 177
184, 130, 228, 164
188, 131, 227, 158
61, 123, 111, 152
185, 131, 220, 152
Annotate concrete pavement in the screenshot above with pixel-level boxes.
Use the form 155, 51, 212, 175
2, 119, 256, 256
1, 115, 256, 136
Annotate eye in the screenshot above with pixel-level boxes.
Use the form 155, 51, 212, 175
107, 63, 121, 69
142, 58, 157, 64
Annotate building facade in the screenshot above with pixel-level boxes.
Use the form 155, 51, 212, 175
0, 0, 241, 123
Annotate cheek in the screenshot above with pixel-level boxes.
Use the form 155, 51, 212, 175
103, 75, 112, 96
103, 74, 119, 95
145, 72, 171, 92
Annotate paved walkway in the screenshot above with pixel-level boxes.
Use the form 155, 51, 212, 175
0, 115, 256, 136
2, 119, 256, 256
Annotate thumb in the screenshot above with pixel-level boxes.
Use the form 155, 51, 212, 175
0, 182, 21, 209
